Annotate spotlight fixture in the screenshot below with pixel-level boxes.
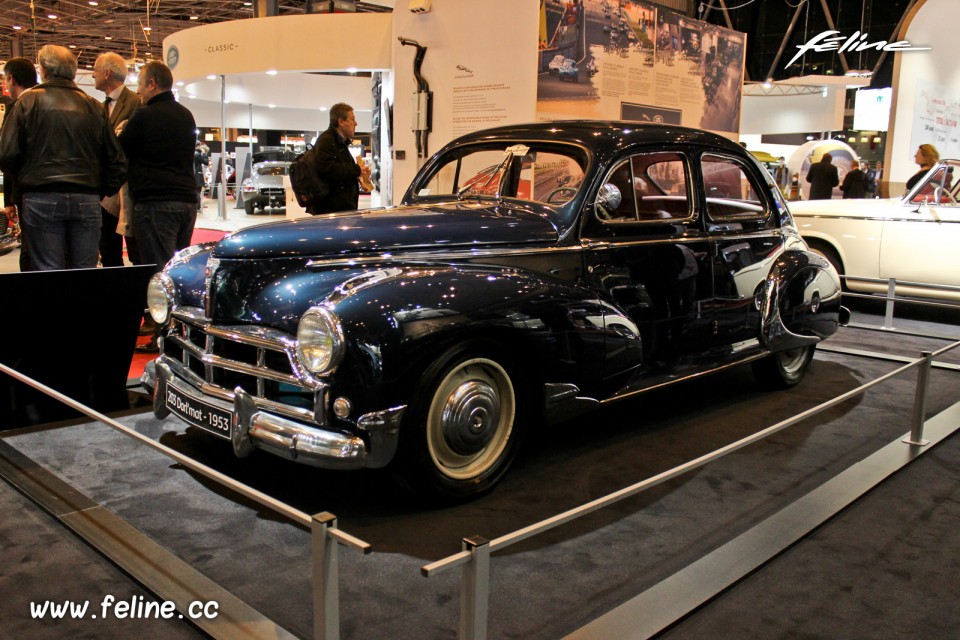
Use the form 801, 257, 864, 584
189, 14, 199, 20
48, 13, 58, 19
89, 1, 98, 5
143, 26, 152, 32
12, 25, 21, 30
105, 35, 113, 40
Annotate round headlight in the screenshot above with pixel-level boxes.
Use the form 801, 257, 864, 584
296, 306, 345, 374
146, 272, 175, 324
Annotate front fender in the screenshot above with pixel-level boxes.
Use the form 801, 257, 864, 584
324, 264, 616, 411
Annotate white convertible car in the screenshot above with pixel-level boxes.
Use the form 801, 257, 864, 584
790, 159, 960, 301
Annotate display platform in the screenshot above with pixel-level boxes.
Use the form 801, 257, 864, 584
2, 309, 960, 639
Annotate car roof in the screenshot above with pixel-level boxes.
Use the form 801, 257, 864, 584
445, 121, 744, 158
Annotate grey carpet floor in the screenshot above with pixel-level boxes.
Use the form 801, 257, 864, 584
2, 314, 960, 639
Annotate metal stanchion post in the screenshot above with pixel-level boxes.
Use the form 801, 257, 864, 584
883, 278, 896, 330
904, 351, 932, 446
460, 536, 490, 640
312, 512, 340, 640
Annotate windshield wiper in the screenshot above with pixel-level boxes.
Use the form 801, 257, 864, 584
456, 151, 513, 200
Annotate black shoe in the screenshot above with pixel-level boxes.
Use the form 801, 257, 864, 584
135, 338, 159, 354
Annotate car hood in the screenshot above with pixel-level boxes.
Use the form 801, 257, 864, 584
212, 202, 560, 259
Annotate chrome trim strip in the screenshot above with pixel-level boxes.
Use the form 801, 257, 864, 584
793, 213, 960, 224
305, 244, 583, 267
601, 352, 768, 404
582, 229, 783, 250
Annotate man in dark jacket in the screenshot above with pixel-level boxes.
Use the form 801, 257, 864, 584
305, 102, 371, 215
840, 160, 870, 199
0, 45, 127, 271
1, 57, 39, 271
118, 61, 197, 275
805, 153, 839, 200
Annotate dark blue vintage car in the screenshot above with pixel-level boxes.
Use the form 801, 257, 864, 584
142, 121, 846, 500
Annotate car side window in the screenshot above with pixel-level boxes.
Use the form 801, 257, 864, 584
597, 152, 690, 223
701, 154, 769, 220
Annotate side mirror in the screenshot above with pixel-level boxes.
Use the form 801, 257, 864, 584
595, 183, 622, 218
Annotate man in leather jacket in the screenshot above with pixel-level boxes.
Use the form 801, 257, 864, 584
0, 45, 126, 271
305, 102, 371, 215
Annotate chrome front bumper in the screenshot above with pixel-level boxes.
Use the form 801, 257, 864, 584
143, 359, 404, 470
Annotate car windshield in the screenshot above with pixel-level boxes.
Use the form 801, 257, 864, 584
411, 142, 588, 207
257, 165, 288, 176
905, 160, 960, 205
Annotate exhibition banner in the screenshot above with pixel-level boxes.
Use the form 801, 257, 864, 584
911, 78, 960, 160
536, 0, 746, 137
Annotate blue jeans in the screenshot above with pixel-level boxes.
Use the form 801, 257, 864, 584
21, 192, 101, 271
133, 201, 197, 274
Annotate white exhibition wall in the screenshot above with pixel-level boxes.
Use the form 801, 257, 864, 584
389, 0, 540, 195
889, 0, 957, 195
740, 84, 845, 136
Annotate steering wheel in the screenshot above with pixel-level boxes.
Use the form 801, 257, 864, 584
544, 186, 578, 204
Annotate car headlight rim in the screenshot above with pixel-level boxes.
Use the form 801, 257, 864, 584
296, 305, 345, 375
146, 272, 175, 325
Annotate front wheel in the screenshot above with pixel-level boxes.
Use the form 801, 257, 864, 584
398, 349, 525, 501
752, 345, 814, 389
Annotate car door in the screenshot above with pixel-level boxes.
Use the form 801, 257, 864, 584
699, 152, 783, 351
879, 160, 960, 287
581, 149, 713, 377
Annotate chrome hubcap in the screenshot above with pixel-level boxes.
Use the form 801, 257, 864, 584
441, 380, 501, 456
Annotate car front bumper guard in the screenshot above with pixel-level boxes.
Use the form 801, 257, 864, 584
143, 359, 404, 470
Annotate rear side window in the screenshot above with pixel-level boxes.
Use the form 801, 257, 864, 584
597, 152, 690, 222
701, 154, 768, 220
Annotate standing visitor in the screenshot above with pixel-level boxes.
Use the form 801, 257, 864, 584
906, 144, 939, 192
304, 102, 371, 215
93, 52, 140, 267
0, 45, 126, 271
1, 57, 39, 271
840, 160, 870, 199
805, 153, 839, 200
117, 61, 197, 352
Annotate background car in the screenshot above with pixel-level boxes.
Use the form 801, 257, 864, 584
141, 121, 844, 501
239, 161, 291, 215
558, 58, 579, 81
791, 159, 960, 301
547, 54, 566, 74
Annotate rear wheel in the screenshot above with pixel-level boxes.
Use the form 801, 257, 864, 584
243, 199, 256, 215
398, 346, 525, 501
752, 345, 814, 389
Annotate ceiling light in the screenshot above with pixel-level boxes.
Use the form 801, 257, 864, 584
48, 13, 58, 19
176, 81, 184, 86
320, 106, 328, 111
105, 36, 113, 40
89, 1, 98, 5
12, 25, 21, 30
189, 14, 199, 20
346, 67, 358, 74
68, 44, 76, 49
143, 26, 152, 32
206, 74, 217, 80
266, 69, 278, 75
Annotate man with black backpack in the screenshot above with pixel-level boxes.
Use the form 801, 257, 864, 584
296, 102, 371, 215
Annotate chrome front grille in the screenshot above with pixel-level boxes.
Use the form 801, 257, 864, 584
162, 307, 327, 424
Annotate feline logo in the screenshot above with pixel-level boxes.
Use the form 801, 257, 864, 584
785, 30, 929, 69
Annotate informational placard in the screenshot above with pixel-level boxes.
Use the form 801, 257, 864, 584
536, 0, 746, 136
911, 78, 960, 160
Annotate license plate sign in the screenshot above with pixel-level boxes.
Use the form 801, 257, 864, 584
165, 382, 232, 440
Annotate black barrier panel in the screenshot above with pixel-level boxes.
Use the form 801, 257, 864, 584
0, 265, 154, 429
